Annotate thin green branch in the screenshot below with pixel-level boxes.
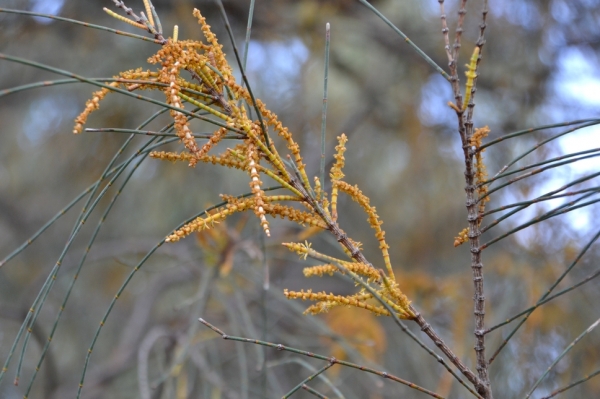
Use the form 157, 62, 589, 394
480, 151, 600, 201
482, 148, 600, 186
242, 0, 256, 71
479, 119, 600, 151
486, 121, 599, 181
481, 193, 600, 248
268, 358, 344, 399
480, 170, 600, 233
260, 231, 268, 398
320, 23, 331, 191
488, 265, 600, 335
0, 77, 216, 101
356, 0, 450, 81
0, 187, 91, 267
282, 363, 334, 399
17, 133, 167, 387
85, 127, 240, 139
487, 228, 600, 363
24, 117, 173, 389
0, 53, 239, 133
75, 187, 283, 399
0, 8, 162, 44
0, 108, 175, 387
302, 385, 329, 399
541, 369, 600, 399
525, 318, 600, 399
483, 187, 600, 217
25, 135, 162, 396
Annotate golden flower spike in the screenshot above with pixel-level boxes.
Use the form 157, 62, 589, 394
462, 46, 480, 111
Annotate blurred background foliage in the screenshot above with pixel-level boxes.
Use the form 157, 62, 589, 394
1, 0, 600, 398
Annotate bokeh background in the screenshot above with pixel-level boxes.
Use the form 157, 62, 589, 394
1, 0, 600, 398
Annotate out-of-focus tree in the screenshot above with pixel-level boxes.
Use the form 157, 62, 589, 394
0, 1, 599, 398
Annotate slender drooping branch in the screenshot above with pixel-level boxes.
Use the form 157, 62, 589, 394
198, 318, 446, 399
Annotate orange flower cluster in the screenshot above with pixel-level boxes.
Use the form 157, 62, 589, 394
454, 126, 490, 246
76, 4, 414, 323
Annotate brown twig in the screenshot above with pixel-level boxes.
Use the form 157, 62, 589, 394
443, 0, 469, 110
456, 2, 492, 398
452, 0, 468, 61
439, 0, 461, 105
199, 318, 446, 399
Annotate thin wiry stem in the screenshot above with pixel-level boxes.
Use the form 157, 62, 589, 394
23, 108, 173, 393
199, 319, 446, 399
357, 0, 450, 81
452, 0, 468, 61
282, 363, 334, 399
480, 170, 600, 233
483, 187, 600, 217
85, 127, 240, 139
0, 8, 162, 44
0, 78, 216, 100
0, 78, 117, 98
486, 228, 600, 364
0, 53, 242, 134
540, 369, 600, 399
438, 1, 453, 65
15, 134, 171, 387
479, 119, 600, 151
482, 148, 600, 186
477, 1, 489, 48
0, 187, 90, 267
25, 136, 161, 395
75, 187, 283, 399
525, 318, 600, 399
268, 358, 344, 399
242, 0, 256, 72
480, 192, 600, 248
487, 121, 599, 180
438, 0, 461, 106
320, 23, 331, 191
487, 266, 600, 336
483, 195, 600, 248
259, 231, 268, 398
0, 133, 164, 386
480, 151, 600, 200
302, 384, 329, 399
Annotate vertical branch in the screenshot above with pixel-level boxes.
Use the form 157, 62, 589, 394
464, 149, 490, 398
452, 0, 469, 61
460, 3, 491, 398
259, 231, 268, 398
439, 0, 461, 103
320, 23, 330, 190
242, 0, 255, 72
